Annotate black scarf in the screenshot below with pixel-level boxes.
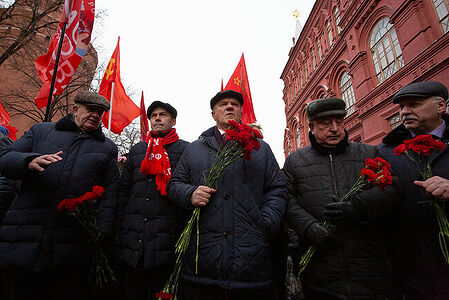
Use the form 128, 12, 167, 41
309, 130, 349, 156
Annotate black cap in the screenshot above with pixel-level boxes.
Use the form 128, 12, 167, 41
306, 97, 347, 121
74, 91, 110, 111
147, 101, 177, 119
210, 90, 244, 110
393, 81, 448, 104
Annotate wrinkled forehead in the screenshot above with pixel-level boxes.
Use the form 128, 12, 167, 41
215, 97, 242, 106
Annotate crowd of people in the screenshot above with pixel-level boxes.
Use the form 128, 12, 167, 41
0, 80, 448, 300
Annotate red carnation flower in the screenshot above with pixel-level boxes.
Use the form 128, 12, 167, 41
394, 144, 407, 156
156, 291, 174, 299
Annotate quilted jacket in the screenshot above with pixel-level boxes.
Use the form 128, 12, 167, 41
167, 126, 287, 289
0, 114, 118, 271
117, 137, 189, 269
284, 134, 398, 299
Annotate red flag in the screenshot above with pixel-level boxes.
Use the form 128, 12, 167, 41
34, 0, 95, 108
140, 91, 149, 141
0, 100, 18, 141
225, 53, 256, 124
221, 78, 224, 91
99, 37, 140, 135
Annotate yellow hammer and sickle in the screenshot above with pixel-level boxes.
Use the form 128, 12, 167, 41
105, 58, 116, 80
233, 77, 240, 86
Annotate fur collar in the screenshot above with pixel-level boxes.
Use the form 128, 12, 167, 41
55, 114, 105, 142
382, 114, 449, 146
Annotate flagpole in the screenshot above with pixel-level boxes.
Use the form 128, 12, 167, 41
43, 22, 67, 122
108, 81, 115, 136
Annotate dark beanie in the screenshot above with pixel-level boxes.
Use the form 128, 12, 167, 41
306, 97, 347, 121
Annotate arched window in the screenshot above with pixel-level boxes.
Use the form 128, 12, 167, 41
326, 21, 333, 46
303, 63, 308, 82
340, 72, 356, 115
316, 37, 322, 61
333, 6, 341, 34
311, 48, 316, 71
296, 126, 301, 148
433, 0, 449, 33
370, 18, 404, 84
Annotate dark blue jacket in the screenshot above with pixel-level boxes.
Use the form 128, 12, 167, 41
117, 137, 189, 269
167, 126, 287, 289
378, 115, 449, 299
0, 114, 118, 272
0, 133, 15, 223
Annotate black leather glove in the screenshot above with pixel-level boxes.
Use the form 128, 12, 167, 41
305, 222, 329, 246
323, 197, 367, 223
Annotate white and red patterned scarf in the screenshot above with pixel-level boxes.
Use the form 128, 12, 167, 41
140, 129, 179, 195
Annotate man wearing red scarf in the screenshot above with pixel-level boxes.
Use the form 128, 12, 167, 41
117, 101, 189, 300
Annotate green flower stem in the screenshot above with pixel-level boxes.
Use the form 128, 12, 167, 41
298, 176, 368, 275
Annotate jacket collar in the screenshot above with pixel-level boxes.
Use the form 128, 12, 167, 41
382, 114, 449, 146
55, 114, 106, 142
200, 126, 220, 151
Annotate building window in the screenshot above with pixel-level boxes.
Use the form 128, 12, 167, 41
311, 48, 316, 71
433, 0, 449, 33
333, 6, 342, 34
316, 37, 322, 61
326, 21, 333, 46
340, 72, 356, 115
299, 68, 303, 88
296, 126, 301, 148
303, 63, 308, 82
389, 114, 401, 129
370, 18, 404, 84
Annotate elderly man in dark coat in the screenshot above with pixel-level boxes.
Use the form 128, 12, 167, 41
378, 81, 449, 300
117, 101, 189, 300
284, 98, 399, 299
167, 90, 287, 300
0, 91, 119, 300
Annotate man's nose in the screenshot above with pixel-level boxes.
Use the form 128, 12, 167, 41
330, 121, 339, 131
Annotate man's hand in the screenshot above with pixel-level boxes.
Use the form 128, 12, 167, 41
415, 176, 449, 201
190, 186, 216, 207
28, 151, 63, 172
305, 222, 329, 246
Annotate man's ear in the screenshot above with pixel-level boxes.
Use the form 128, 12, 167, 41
308, 121, 315, 134
211, 110, 217, 122
73, 105, 78, 114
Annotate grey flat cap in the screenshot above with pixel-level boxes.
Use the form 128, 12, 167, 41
393, 81, 448, 104
74, 90, 110, 111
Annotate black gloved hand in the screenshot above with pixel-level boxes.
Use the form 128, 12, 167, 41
305, 222, 329, 246
323, 197, 367, 223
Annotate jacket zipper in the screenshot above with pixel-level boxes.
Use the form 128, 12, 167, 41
328, 154, 351, 299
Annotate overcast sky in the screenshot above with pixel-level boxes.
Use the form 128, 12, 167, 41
93, 0, 315, 165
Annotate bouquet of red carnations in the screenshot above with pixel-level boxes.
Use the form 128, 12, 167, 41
57, 185, 116, 287
157, 120, 262, 300
394, 134, 448, 263
298, 157, 392, 274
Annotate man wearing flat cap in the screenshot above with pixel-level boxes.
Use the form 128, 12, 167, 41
284, 97, 399, 299
168, 90, 287, 299
116, 100, 189, 299
0, 90, 119, 299
378, 81, 449, 299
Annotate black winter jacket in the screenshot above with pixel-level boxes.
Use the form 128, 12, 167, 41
0, 114, 118, 271
167, 126, 287, 289
0, 133, 15, 223
117, 137, 189, 269
378, 115, 449, 299
284, 137, 397, 299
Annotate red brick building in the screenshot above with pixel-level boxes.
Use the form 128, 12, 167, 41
0, 1, 97, 138
281, 0, 449, 156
